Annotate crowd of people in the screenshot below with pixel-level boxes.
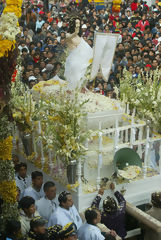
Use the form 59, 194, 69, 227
1, 0, 161, 239
15, 0, 161, 96
2, 157, 161, 240
2, 158, 127, 240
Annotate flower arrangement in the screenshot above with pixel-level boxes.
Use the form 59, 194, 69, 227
0, 180, 17, 203
10, 64, 36, 133
0, 0, 22, 231
118, 69, 161, 132
0, 0, 22, 57
0, 136, 13, 160
39, 88, 90, 166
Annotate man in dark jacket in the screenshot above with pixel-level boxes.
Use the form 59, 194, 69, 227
91, 183, 126, 239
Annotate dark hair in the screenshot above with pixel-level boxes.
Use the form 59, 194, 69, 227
67, 14, 82, 37
22, 48, 28, 53
85, 209, 98, 225
43, 181, 55, 192
16, 162, 27, 171
19, 196, 35, 210
105, 234, 116, 240
58, 191, 71, 205
5, 220, 21, 236
31, 171, 43, 180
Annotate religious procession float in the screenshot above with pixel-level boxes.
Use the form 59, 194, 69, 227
0, 0, 161, 236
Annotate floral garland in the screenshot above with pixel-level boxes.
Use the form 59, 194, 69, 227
0, 0, 22, 232
0, 0, 22, 57
0, 136, 13, 160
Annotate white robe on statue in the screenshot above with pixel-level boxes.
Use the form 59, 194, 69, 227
78, 223, 105, 240
36, 196, 58, 221
23, 186, 44, 201
64, 38, 93, 90
48, 205, 82, 229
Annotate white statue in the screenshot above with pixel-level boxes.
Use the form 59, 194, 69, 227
64, 18, 93, 90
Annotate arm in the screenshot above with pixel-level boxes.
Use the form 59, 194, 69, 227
91, 195, 102, 209
114, 191, 126, 213
91, 189, 104, 209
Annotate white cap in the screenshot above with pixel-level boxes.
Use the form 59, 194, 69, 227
82, 24, 87, 29
28, 76, 37, 82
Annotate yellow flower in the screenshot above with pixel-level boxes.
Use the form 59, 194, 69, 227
3, 5, 22, 18
0, 39, 15, 58
89, 58, 93, 64
6, 0, 23, 6
13, 112, 22, 119
0, 136, 13, 160
67, 181, 79, 190
0, 180, 17, 203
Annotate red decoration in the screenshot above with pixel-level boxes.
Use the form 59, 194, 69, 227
11, 69, 17, 82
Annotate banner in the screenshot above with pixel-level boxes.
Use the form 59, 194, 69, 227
91, 33, 119, 82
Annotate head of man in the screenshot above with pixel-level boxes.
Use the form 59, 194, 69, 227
48, 224, 62, 240
152, 59, 158, 69
85, 208, 101, 226
43, 181, 56, 200
31, 171, 43, 191
30, 216, 47, 235
103, 196, 117, 214
151, 192, 161, 208
19, 196, 36, 217
60, 222, 77, 240
12, 154, 19, 167
58, 191, 73, 210
5, 220, 21, 238
16, 162, 27, 179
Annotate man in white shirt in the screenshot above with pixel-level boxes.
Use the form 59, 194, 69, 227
36, 181, 58, 222
15, 162, 31, 199
78, 208, 105, 240
24, 171, 44, 201
19, 196, 40, 236
48, 191, 82, 229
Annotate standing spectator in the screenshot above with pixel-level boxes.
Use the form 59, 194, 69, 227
24, 171, 44, 200
48, 191, 82, 229
91, 183, 126, 239
137, 15, 150, 32
19, 196, 40, 236
144, 192, 161, 240
60, 222, 78, 240
3, 220, 21, 240
78, 208, 116, 240
36, 181, 58, 222
15, 162, 31, 199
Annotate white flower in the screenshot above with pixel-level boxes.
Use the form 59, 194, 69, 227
136, 89, 141, 93
0, 12, 19, 41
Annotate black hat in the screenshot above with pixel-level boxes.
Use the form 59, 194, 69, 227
48, 224, 62, 239
151, 192, 161, 208
30, 216, 47, 229
60, 222, 77, 238
58, 191, 70, 203
103, 196, 117, 213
